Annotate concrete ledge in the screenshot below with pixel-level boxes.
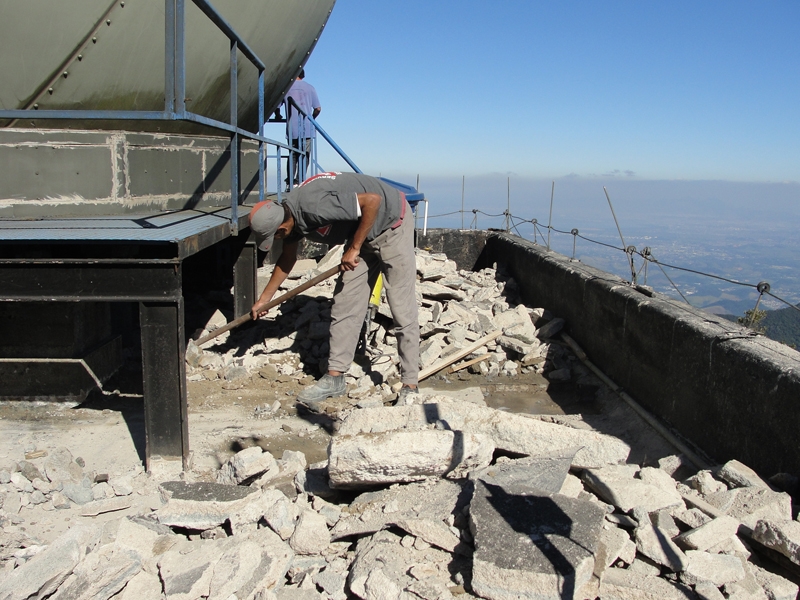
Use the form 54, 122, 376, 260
0, 128, 261, 218
428, 231, 800, 476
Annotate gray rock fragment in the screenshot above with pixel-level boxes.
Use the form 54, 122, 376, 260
598, 568, 695, 600
61, 476, 94, 506
694, 582, 726, 600
750, 562, 799, 600
0, 524, 101, 600
679, 550, 745, 587
115, 571, 163, 600
674, 515, 740, 551
704, 487, 792, 529
47, 545, 142, 600
717, 459, 771, 490
289, 510, 330, 555
328, 429, 494, 488
44, 447, 83, 484
751, 519, 800, 566
217, 446, 278, 485
158, 538, 233, 600
582, 465, 683, 513
634, 519, 688, 572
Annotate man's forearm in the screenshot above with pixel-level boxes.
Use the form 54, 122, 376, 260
351, 194, 380, 252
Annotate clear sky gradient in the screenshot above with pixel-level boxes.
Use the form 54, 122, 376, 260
304, 1, 798, 185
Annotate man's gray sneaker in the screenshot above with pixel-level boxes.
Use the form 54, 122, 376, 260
396, 385, 419, 406
297, 374, 346, 411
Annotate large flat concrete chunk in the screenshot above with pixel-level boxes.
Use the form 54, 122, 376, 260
582, 465, 683, 513
599, 568, 695, 600
336, 402, 630, 469
470, 478, 605, 600
704, 487, 792, 529
328, 429, 494, 488
331, 479, 469, 540
0, 524, 101, 600
155, 482, 270, 531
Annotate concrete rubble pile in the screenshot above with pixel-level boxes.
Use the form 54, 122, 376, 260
3, 421, 800, 600
3, 251, 800, 599
185, 247, 589, 402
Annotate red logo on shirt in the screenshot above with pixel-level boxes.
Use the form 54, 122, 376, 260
315, 225, 332, 237
299, 172, 340, 186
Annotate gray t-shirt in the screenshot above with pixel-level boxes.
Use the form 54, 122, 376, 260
283, 172, 404, 246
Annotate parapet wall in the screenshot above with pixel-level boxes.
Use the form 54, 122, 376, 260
422, 229, 800, 476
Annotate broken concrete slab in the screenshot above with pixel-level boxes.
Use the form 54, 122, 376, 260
694, 582, 726, 600
598, 568, 695, 600
228, 488, 288, 536
704, 487, 792, 529
634, 520, 689, 573
48, 544, 142, 600
750, 562, 799, 600
582, 465, 683, 513
593, 526, 636, 578
330, 479, 469, 540
472, 451, 576, 497
216, 446, 278, 485
115, 571, 163, 600
206, 540, 272, 600
113, 517, 177, 562
0, 523, 101, 600
717, 460, 771, 490
335, 402, 630, 469
43, 447, 84, 484
289, 510, 331, 555
751, 519, 800, 566
393, 518, 461, 553
155, 481, 263, 531
263, 493, 301, 540
686, 470, 727, 496
158, 538, 234, 600
674, 515, 740, 552
347, 530, 454, 600
327, 429, 494, 488
674, 507, 713, 529
679, 550, 745, 586
470, 478, 606, 600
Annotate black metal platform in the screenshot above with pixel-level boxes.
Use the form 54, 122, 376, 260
0, 205, 258, 470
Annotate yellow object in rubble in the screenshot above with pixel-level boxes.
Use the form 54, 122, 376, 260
370, 274, 383, 308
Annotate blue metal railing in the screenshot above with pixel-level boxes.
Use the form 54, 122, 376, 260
0, 0, 316, 235
282, 96, 362, 191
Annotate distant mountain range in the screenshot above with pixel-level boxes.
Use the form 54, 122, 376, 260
722, 303, 800, 348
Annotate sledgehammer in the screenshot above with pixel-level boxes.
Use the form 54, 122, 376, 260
194, 265, 340, 346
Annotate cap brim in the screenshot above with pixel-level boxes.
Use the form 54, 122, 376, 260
255, 232, 275, 252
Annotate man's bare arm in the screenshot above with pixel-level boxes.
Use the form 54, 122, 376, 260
341, 193, 380, 270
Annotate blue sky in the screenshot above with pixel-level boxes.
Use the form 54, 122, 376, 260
303, 1, 798, 186
288, 1, 800, 308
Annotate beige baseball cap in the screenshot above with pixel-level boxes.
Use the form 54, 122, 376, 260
249, 201, 286, 251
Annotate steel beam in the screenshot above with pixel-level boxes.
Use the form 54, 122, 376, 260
233, 238, 257, 319
139, 300, 189, 470
0, 263, 182, 302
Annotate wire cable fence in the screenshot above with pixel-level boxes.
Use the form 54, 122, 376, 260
423, 207, 800, 319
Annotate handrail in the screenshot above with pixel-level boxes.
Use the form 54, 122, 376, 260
0, 0, 346, 237
283, 96, 362, 180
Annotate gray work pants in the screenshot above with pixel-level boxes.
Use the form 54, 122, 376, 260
327, 205, 420, 385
